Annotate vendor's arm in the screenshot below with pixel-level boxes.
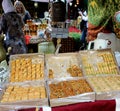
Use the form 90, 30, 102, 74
0, 17, 2, 34
79, 11, 88, 21
23, 10, 31, 23
0, 14, 7, 34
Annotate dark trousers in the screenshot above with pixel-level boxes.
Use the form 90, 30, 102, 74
80, 28, 87, 50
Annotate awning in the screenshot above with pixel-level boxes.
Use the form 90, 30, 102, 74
31, 0, 73, 3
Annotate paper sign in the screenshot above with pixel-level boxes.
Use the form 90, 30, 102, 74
42, 106, 52, 111
115, 98, 120, 111
51, 28, 68, 38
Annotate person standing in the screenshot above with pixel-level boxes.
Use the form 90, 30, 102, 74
0, 0, 27, 62
14, 0, 31, 24
79, 9, 88, 50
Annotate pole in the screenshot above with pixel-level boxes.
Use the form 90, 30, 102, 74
66, 0, 68, 20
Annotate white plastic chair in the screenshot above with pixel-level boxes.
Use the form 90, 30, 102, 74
97, 32, 120, 52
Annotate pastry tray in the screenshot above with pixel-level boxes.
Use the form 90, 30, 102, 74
47, 77, 95, 107
79, 49, 120, 77
87, 75, 120, 100
9, 53, 45, 83
0, 80, 49, 110
45, 52, 83, 79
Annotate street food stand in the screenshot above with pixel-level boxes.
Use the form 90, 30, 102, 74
1, 1, 120, 111
0, 49, 120, 111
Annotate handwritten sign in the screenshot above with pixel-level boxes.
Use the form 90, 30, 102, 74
51, 28, 69, 38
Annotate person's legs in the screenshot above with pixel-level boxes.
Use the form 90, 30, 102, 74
80, 28, 87, 50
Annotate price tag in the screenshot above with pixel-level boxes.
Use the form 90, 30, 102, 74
115, 98, 120, 111
42, 106, 51, 111
0, 60, 9, 86
51, 28, 68, 38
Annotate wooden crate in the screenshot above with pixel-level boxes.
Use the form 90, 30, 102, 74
53, 37, 76, 53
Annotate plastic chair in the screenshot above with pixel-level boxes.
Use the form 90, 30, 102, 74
97, 32, 120, 52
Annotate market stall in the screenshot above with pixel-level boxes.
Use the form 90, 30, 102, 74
0, 49, 120, 111
1, 0, 120, 111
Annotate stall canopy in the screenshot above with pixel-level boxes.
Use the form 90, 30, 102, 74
31, 0, 73, 3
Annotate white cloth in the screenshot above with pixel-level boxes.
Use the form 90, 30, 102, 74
115, 98, 120, 111
78, 10, 88, 21
42, 106, 52, 111
114, 51, 120, 67
2, 0, 16, 13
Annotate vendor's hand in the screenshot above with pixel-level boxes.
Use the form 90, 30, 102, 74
78, 11, 82, 15
7, 47, 12, 53
0, 33, 5, 40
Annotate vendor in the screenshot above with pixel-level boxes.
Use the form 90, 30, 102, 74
0, 0, 27, 62
14, 0, 31, 24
